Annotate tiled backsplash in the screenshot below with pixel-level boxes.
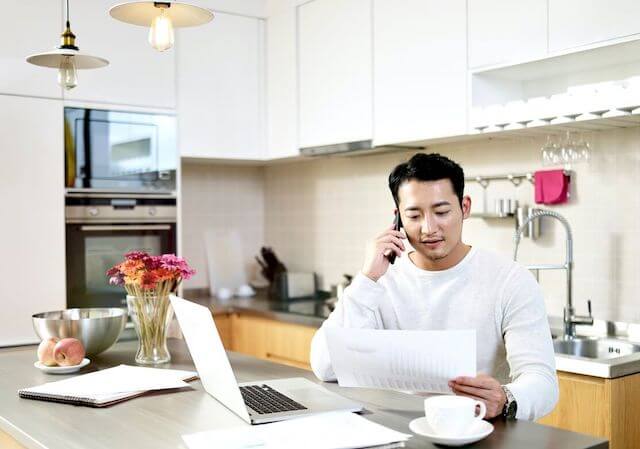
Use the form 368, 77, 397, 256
181, 163, 265, 290
182, 126, 640, 323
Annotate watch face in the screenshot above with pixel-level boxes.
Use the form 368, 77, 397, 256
506, 401, 517, 419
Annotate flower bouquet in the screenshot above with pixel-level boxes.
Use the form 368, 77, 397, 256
107, 251, 195, 365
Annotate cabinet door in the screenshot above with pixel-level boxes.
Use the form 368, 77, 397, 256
0, 95, 66, 346
262, 320, 315, 370
230, 314, 268, 359
1, 0, 62, 98
373, 0, 466, 146
177, 12, 266, 160
266, 0, 298, 159
537, 372, 610, 438
468, 0, 547, 69
297, 0, 372, 148
62, 0, 175, 108
213, 313, 233, 349
549, 0, 640, 52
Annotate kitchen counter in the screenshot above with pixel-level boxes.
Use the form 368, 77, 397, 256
0, 340, 607, 449
185, 289, 331, 327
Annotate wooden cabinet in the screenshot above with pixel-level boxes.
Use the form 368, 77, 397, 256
468, 0, 547, 69
373, 0, 467, 145
297, 0, 372, 149
213, 314, 233, 349
1, 0, 62, 99
62, 0, 175, 108
265, 0, 298, 159
538, 371, 640, 449
177, 11, 266, 160
0, 95, 66, 346
549, 0, 640, 52
228, 314, 316, 370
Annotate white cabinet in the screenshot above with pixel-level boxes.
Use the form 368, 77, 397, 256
468, 0, 547, 69
373, 0, 466, 146
549, 0, 640, 52
0, 95, 65, 346
297, 0, 372, 149
266, 0, 298, 159
1, 0, 62, 98
177, 11, 266, 160
62, 0, 175, 108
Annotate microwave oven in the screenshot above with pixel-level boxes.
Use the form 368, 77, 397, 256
64, 107, 177, 193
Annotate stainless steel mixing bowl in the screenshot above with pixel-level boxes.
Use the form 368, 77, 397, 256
32, 308, 127, 356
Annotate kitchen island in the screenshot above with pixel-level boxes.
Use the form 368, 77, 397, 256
0, 340, 607, 449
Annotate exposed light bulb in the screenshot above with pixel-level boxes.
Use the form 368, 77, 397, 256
148, 9, 174, 51
58, 55, 78, 90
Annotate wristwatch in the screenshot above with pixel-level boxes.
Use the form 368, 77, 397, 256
501, 385, 517, 420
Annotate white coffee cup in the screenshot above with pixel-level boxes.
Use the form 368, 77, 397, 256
424, 395, 486, 437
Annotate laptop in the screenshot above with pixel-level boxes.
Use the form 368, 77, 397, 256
169, 295, 363, 424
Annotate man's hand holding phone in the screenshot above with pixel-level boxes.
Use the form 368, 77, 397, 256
361, 212, 406, 282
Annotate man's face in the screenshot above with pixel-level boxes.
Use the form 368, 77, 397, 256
397, 179, 471, 268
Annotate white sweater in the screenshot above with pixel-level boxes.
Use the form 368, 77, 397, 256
310, 247, 559, 421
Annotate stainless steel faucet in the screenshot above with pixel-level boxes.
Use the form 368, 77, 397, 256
513, 209, 593, 339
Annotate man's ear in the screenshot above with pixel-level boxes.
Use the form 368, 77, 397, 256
461, 195, 472, 219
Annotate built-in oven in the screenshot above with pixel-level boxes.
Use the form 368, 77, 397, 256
64, 107, 177, 192
65, 193, 177, 309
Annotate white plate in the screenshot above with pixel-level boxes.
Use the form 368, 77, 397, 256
409, 417, 494, 447
34, 358, 90, 374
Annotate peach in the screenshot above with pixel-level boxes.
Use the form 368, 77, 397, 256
53, 338, 85, 366
37, 337, 59, 366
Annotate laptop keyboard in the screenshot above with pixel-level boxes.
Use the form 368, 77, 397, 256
239, 384, 308, 415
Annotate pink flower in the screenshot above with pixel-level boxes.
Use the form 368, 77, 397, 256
108, 273, 125, 286
125, 251, 149, 261
142, 255, 162, 270
160, 254, 195, 280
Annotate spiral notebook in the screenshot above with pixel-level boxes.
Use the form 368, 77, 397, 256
19, 364, 198, 407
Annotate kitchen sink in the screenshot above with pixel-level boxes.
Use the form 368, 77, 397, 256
553, 337, 640, 359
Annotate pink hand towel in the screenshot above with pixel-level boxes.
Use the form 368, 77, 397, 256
534, 169, 569, 205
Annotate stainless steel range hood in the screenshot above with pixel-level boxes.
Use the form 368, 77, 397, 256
299, 139, 421, 157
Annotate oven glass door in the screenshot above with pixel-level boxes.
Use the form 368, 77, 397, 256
66, 224, 176, 309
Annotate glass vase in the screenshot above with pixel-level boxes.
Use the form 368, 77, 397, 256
126, 294, 173, 365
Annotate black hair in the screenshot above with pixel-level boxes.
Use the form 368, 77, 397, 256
388, 153, 465, 206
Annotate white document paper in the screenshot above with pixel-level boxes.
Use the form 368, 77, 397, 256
325, 328, 476, 393
182, 411, 411, 449
24, 364, 197, 396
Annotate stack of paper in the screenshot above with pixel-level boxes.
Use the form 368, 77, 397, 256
325, 328, 476, 393
19, 365, 198, 407
182, 412, 412, 449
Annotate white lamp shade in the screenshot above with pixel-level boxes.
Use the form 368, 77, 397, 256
109, 1, 214, 27
26, 48, 109, 69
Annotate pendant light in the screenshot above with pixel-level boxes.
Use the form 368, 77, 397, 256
109, 2, 214, 52
26, 0, 109, 90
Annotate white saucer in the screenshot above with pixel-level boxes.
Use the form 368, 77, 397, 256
408, 417, 494, 447
34, 358, 90, 374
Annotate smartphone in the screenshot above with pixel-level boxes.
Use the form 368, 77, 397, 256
386, 210, 403, 264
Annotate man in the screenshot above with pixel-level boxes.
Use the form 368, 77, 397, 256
310, 153, 558, 421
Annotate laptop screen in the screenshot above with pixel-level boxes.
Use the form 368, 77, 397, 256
170, 295, 251, 423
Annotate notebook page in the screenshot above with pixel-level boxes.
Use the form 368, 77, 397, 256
324, 328, 476, 393
22, 365, 197, 397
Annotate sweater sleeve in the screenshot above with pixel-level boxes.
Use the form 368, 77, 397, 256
310, 273, 387, 381
501, 266, 559, 421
